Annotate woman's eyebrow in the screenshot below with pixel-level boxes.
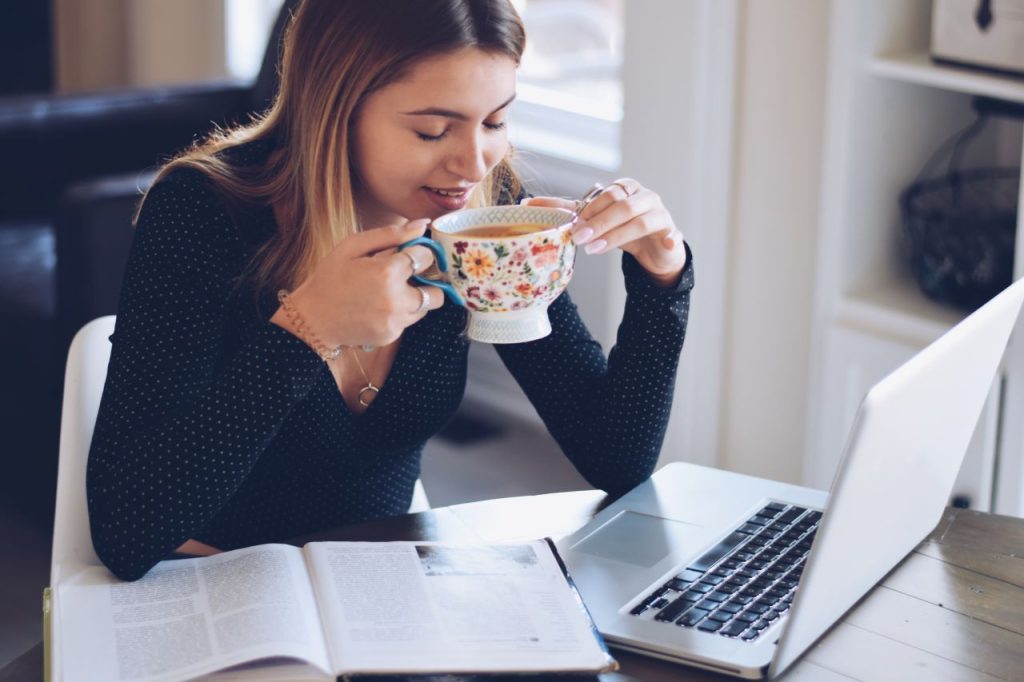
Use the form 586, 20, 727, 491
401, 93, 517, 121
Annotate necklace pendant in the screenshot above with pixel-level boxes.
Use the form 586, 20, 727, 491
358, 383, 380, 407
360, 344, 376, 353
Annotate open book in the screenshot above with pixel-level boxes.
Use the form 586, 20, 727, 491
48, 539, 617, 681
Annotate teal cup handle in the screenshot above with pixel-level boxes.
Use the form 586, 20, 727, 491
397, 237, 466, 308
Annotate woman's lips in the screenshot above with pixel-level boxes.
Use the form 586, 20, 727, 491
423, 186, 471, 212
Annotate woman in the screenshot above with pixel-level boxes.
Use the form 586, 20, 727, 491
87, 0, 694, 581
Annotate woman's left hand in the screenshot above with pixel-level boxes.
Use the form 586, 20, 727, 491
522, 178, 687, 287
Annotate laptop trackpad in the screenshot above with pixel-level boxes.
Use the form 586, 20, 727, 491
571, 511, 707, 568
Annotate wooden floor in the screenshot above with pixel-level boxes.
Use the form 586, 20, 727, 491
420, 408, 589, 507
0, 501, 51, 671
0, 223, 60, 670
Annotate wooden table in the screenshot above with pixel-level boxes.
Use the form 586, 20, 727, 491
4, 492, 1022, 681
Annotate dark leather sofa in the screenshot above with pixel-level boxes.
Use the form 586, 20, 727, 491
0, 1, 295, 522
3, 82, 250, 341
2, 0, 294, 343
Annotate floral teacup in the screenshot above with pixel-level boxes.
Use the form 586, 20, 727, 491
400, 205, 577, 343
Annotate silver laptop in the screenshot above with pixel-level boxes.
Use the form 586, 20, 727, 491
557, 277, 1024, 679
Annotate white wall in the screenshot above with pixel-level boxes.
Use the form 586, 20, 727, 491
475, 0, 833, 485
619, 0, 738, 469
483, 1, 741, 462
718, 0, 830, 483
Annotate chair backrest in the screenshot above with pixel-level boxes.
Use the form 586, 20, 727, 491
410, 477, 430, 514
52, 314, 430, 586
51, 315, 115, 587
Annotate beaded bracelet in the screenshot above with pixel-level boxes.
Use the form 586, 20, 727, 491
276, 290, 342, 362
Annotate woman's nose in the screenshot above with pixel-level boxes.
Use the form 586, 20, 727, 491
447, 133, 492, 182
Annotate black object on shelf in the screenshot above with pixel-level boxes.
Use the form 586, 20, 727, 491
951, 495, 972, 509
899, 97, 1021, 311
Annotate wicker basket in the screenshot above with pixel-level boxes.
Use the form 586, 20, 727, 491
899, 104, 1020, 311
900, 168, 1018, 311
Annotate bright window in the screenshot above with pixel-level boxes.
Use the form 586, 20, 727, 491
225, 0, 284, 81
511, 0, 624, 170
513, 0, 623, 119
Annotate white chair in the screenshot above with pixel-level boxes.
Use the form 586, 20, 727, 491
52, 316, 430, 586
51, 315, 115, 587
409, 471, 431, 513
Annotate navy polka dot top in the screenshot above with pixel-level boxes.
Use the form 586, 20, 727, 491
86, 141, 695, 581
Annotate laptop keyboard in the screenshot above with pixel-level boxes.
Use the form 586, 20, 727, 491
629, 502, 821, 641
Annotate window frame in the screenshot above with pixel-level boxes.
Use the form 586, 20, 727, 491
510, 83, 621, 172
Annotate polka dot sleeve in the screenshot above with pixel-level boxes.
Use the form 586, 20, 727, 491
86, 170, 324, 581
495, 245, 694, 497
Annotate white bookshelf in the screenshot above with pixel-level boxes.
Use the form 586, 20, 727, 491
805, 0, 1024, 515
869, 51, 1024, 104
840, 270, 964, 347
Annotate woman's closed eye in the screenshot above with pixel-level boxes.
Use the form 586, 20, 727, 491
416, 128, 449, 142
415, 119, 507, 142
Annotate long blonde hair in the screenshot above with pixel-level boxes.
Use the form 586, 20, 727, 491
144, 0, 525, 298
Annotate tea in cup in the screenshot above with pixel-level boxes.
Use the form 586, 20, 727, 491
399, 205, 577, 343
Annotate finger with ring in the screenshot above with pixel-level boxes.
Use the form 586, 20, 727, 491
573, 182, 608, 219
610, 180, 636, 198
402, 250, 421, 275
413, 287, 431, 314
575, 180, 639, 222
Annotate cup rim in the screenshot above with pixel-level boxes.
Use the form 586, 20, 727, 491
430, 206, 577, 240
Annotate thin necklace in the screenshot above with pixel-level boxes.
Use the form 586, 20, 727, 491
347, 347, 380, 407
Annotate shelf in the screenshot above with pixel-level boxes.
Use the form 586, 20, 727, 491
838, 269, 967, 348
869, 52, 1024, 104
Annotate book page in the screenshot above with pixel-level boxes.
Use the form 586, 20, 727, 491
305, 540, 613, 675
56, 544, 332, 682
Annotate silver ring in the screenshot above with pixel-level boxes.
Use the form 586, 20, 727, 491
580, 182, 606, 206
414, 287, 430, 314
610, 180, 635, 197
574, 181, 636, 220
573, 182, 609, 219
403, 250, 421, 275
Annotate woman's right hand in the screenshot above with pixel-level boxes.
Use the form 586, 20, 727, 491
271, 219, 445, 349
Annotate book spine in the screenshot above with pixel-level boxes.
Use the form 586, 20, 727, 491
43, 587, 52, 682
543, 538, 619, 673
